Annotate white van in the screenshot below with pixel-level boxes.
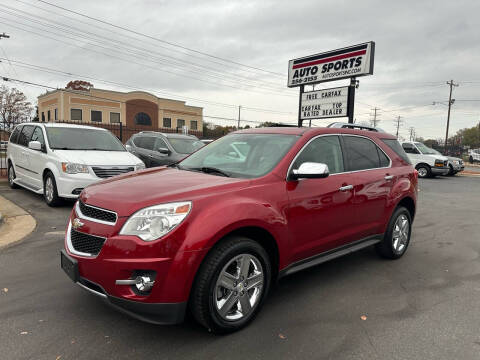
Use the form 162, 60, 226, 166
6, 123, 145, 206
401, 141, 449, 178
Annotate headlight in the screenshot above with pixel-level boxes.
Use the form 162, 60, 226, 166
62, 162, 89, 174
136, 162, 146, 170
120, 201, 192, 241
453, 160, 459, 165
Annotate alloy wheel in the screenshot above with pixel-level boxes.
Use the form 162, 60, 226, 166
392, 214, 409, 253
417, 167, 428, 178
45, 177, 54, 203
8, 166, 14, 185
214, 254, 264, 321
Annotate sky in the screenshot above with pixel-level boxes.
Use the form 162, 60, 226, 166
0, 0, 479, 141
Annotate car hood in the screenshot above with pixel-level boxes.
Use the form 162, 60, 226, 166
447, 156, 461, 162
54, 150, 141, 166
80, 167, 250, 217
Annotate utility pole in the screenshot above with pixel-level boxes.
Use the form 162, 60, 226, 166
409, 127, 415, 141
444, 80, 458, 154
371, 107, 380, 127
237, 105, 241, 129
394, 116, 403, 137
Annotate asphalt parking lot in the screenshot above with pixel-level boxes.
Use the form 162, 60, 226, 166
1, 175, 480, 360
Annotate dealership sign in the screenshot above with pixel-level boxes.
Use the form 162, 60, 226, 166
300, 86, 349, 120
288, 42, 375, 87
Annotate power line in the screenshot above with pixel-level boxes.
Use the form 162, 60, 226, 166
35, 0, 285, 77
0, 57, 294, 116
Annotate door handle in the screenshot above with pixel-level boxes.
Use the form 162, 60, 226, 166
339, 185, 353, 192
384, 175, 394, 181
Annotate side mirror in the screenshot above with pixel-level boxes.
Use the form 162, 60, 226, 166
125, 144, 132, 152
291, 162, 329, 180
28, 140, 42, 151
157, 147, 170, 155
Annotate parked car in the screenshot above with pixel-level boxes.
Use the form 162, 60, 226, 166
125, 132, 204, 168
7, 123, 145, 206
61, 125, 417, 333
0, 140, 8, 151
430, 149, 464, 176
469, 148, 480, 163
402, 141, 449, 178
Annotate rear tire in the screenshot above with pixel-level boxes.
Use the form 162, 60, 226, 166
416, 165, 431, 178
43, 172, 62, 207
7, 163, 18, 189
190, 236, 271, 334
376, 206, 412, 260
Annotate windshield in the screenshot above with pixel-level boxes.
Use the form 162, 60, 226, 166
415, 142, 437, 155
168, 138, 204, 154
46, 127, 125, 151
179, 133, 298, 178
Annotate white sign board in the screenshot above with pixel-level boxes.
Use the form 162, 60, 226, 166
300, 86, 349, 120
288, 42, 375, 87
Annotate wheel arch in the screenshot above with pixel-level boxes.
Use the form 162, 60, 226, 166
415, 162, 431, 170
396, 196, 416, 221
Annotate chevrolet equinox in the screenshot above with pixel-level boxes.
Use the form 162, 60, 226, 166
61, 125, 418, 333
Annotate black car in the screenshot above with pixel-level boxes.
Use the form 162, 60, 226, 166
125, 132, 204, 168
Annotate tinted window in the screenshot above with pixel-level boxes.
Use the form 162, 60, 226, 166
134, 136, 155, 150
71, 109, 82, 121
293, 135, 344, 174
163, 118, 171, 128
383, 139, 411, 164
10, 126, 22, 144
344, 136, 381, 171
135, 112, 151, 126
45, 127, 125, 151
154, 137, 169, 151
91, 110, 102, 122
378, 148, 390, 167
402, 143, 419, 154
31, 127, 46, 149
168, 138, 204, 154
18, 125, 34, 147
110, 112, 120, 123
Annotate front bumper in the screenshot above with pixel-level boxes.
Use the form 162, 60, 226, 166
56, 173, 100, 198
61, 249, 187, 324
431, 166, 449, 175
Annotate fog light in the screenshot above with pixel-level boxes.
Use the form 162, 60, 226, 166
135, 276, 154, 292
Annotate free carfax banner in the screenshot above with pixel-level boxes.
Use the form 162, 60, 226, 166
288, 42, 375, 87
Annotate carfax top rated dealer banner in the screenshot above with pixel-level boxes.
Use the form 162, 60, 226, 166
288, 42, 375, 87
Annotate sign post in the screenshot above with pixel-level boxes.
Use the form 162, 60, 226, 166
288, 42, 375, 126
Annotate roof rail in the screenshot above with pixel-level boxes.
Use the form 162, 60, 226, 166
327, 122, 385, 132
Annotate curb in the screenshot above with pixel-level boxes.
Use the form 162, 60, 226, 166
0, 196, 36, 250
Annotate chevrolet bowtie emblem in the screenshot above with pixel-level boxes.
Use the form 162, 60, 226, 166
72, 218, 84, 230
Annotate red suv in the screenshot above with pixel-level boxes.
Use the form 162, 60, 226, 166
61, 125, 417, 333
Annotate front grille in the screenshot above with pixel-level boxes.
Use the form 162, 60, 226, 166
70, 229, 106, 255
92, 166, 134, 178
79, 200, 117, 223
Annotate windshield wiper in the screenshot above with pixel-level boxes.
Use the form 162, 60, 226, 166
188, 167, 231, 177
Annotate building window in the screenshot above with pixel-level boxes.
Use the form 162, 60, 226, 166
190, 120, 198, 130
54, 108, 58, 121
91, 110, 102, 122
177, 119, 185, 128
134, 112, 152, 126
47, 110, 51, 121
163, 117, 171, 128
110, 112, 120, 123
71, 108, 82, 121
41, 112, 45, 122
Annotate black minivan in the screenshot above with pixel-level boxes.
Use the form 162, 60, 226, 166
125, 131, 204, 168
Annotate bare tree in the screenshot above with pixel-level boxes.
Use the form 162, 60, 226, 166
0, 85, 33, 131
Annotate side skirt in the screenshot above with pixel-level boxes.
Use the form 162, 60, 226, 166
279, 234, 383, 278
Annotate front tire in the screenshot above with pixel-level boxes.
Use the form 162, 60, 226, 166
376, 206, 412, 259
43, 172, 62, 207
416, 165, 431, 178
8, 163, 19, 189
190, 236, 271, 334
447, 165, 455, 176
